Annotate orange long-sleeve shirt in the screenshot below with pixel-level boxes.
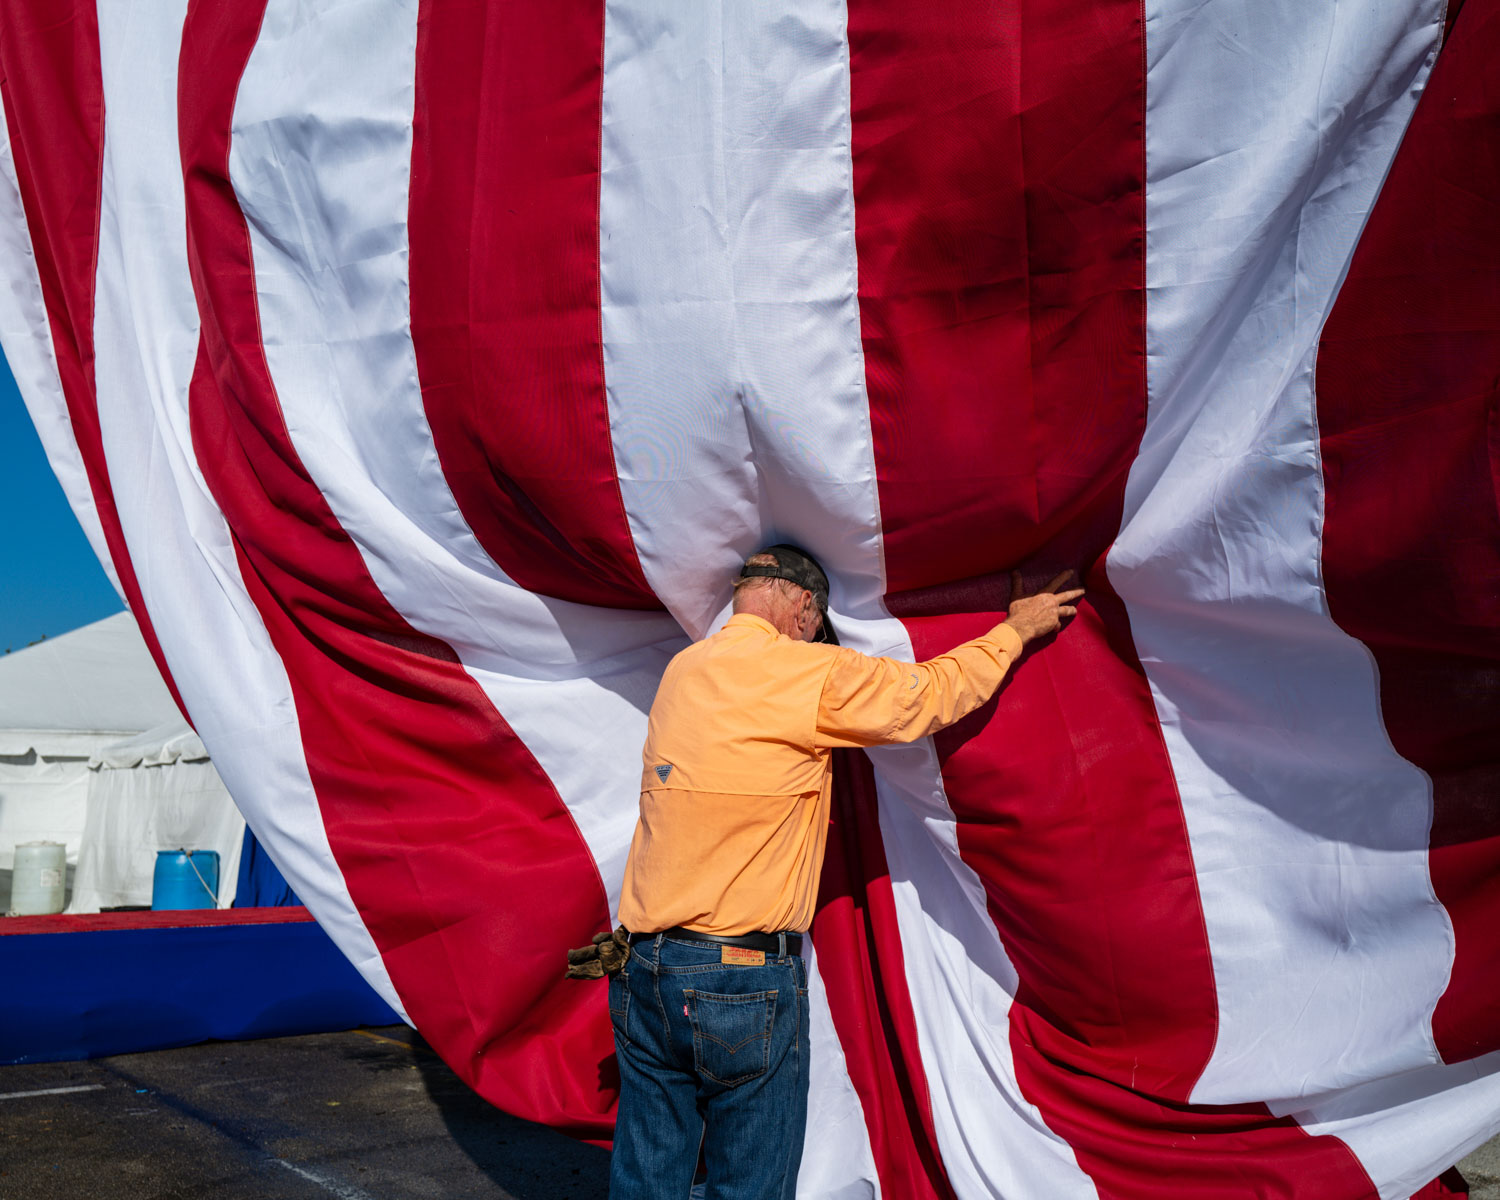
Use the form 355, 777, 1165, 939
617, 612, 1025, 935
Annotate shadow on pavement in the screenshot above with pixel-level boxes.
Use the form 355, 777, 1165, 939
409, 1032, 612, 1200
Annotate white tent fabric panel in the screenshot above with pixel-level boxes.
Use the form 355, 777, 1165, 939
69, 758, 244, 913
92, 719, 208, 769
0, 754, 89, 870
1, 616, 244, 915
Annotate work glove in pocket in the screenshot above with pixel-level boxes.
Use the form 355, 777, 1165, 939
565, 926, 631, 980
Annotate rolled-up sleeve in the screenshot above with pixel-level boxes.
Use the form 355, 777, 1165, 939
814, 622, 1025, 748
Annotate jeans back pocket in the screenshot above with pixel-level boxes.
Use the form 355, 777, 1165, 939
685, 988, 776, 1086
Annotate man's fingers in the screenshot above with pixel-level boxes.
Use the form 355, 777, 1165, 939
1058, 605, 1078, 619
1013, 568, 1084, 607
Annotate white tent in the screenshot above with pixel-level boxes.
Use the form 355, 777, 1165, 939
0, 612, 243, 912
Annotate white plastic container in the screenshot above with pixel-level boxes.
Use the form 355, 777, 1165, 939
9, 841, 67, 916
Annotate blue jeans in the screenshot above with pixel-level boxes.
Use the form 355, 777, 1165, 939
608, 933, 810, 1199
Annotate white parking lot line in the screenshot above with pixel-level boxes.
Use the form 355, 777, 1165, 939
0, 1084, 106, 1101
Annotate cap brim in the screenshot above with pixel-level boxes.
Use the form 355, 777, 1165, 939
816, 611, 839, 645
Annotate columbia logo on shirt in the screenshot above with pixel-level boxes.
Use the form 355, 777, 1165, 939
654, 763, 674, 784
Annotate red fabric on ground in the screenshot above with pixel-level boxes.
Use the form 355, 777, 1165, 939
1410, 1167, 1471, 1198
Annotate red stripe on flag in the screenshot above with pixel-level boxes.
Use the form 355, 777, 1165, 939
905, 604, 1381, 1198
0, 0, 185, 715
407, 0, 656, 610
849, 0, 1148, 595
901, 599, 1214, 1101
176, 0, 616, 1137
1317, 0, 1500, 1066
813, 752, 959, 1200
850, 0, 1380, 1192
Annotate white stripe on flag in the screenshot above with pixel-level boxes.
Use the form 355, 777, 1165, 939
1113, 0, 1448, 1104
0, 95, 119, 598
598, 4, 1097, 1196
599, 0, 891, 641
802, 942, 882, 1200
599, 6, 885, 1193
867, 739, 1102, 1200
88, 0, 400, 1011
1281, 1048, 1500, 1200
226, 0, 684, 917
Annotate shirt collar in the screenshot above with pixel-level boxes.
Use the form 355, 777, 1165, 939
724, 612, 779, 637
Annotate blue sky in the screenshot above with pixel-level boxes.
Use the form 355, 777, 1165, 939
0, 350, 124, 653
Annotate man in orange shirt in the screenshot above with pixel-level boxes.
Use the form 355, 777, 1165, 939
606, 546, 1083, 1200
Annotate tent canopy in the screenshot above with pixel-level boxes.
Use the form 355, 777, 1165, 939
0, 612, 182, 757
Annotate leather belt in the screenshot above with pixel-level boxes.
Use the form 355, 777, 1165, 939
629, 926, 803, 956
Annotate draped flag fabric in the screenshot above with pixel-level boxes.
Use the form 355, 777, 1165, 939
1, 0, 1496, 1195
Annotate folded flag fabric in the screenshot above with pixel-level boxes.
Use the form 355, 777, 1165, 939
0, 1, 1495, 1195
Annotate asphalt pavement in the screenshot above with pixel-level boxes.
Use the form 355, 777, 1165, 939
0, 1028, 1494, 1198
1465, 1139, 1499, 1200
0, 1026, 606, 1199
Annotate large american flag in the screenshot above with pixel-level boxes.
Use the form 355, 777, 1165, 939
1, 1, 1496, 1195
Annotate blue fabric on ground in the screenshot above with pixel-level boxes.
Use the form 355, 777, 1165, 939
233, 826, 300, 907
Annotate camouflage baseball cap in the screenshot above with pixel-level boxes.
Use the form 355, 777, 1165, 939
737, 544, 839, 644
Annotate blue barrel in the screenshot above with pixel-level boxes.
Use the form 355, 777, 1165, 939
151, 849, 220, 911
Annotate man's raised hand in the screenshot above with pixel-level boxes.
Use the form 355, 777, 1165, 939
1002, 569, 1086, 645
